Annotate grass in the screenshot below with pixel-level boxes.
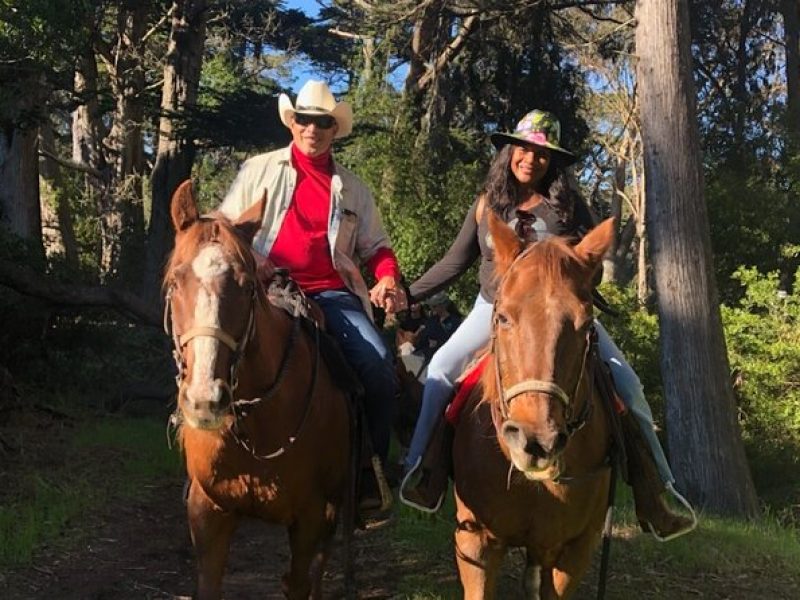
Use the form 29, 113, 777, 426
0, 415, 181, 566
0, 475, 94, 564
386, 485, 800, 599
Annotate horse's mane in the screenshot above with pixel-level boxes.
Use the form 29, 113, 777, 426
481, 235, 586, 406
164, 212, 257, 287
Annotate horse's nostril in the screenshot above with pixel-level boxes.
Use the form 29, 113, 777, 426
554, 432, 568, 452
524, 440, 549, 459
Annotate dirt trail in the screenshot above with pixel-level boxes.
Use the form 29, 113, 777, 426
0, 476, 404, 600
1, 411, 796, 599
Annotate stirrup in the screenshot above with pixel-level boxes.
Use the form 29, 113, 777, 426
399, 456, 445, 514
646, 481, 698, 542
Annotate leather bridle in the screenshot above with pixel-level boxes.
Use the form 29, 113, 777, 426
163, 282, 257, 396
489, 243, 597, 440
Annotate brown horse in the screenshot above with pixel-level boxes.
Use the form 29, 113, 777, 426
164, 181, 351, 600
452, 215, 616, 599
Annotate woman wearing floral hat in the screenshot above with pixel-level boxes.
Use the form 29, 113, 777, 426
399, 109, 696, 541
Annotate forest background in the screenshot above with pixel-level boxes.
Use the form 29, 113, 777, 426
1, 0, 799, 589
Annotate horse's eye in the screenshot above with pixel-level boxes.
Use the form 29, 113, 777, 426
496, 312, 512, 328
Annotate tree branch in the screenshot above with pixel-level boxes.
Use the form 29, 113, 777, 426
38, 147, 105, 181
0, 260, 160, 327
417, 13, 478, 91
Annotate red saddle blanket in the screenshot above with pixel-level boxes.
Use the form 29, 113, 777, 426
444, 354, 490, 425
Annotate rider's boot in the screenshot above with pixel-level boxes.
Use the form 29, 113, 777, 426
621, 411, 696, 540
400, 417, 453, 512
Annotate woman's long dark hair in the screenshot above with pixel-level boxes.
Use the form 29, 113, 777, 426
483, 144, 578, 224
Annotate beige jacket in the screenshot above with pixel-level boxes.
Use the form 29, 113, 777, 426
219, 144, 392, 319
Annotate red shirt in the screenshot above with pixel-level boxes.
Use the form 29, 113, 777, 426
269, 144, 400, 293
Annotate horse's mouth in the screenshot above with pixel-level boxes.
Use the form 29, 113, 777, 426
510, 454, 562, 481
181, 411, 228, 431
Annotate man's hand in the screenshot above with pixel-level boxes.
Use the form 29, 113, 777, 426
369, 275, 408, 314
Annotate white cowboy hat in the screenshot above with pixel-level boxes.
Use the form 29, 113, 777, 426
278, 80, 353, 139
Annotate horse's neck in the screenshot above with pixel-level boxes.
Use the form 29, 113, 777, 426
237, 299, 298, 396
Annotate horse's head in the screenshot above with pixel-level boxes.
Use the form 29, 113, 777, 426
484, 213, 614, 480
164, 181, 266, 430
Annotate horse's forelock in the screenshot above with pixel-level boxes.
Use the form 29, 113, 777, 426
165, 214, 256, 287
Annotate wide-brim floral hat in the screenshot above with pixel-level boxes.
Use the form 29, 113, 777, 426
490, 109, 576, 166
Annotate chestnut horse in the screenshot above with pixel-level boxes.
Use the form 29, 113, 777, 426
452, 215, 616, 599
164, 181, 351, 600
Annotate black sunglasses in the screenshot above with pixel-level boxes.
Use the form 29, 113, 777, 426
294, 113, 336, 129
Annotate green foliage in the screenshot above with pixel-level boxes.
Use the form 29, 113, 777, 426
706, 161, 800, 302
336, 85, 486, 312
721, 267, 800, 464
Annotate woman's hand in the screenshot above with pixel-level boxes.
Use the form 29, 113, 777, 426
369, 276, 408, 314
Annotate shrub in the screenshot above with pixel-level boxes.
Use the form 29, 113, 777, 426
721, 267, 800, 454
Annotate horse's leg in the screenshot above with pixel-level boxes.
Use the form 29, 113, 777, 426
283, 502, 328, 600
186, 479, 239, 600
522, 553, 542, 599
308, 501, 339, 600
454, 492, 506, 600
543, 529, 599, 599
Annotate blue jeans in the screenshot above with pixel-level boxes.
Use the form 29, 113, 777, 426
310, 290, 397, 463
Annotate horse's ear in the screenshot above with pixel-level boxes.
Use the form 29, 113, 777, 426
170, 180, 199, 232
574, 218, 615, 275
488, 210, 524, 279
233, 189, 267, 245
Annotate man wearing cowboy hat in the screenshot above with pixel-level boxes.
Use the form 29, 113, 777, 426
219, 80, 407, 470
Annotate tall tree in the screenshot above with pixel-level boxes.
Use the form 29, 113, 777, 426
145, 0, 207, 305
0, 70, 42, 248
635, 0, 759, 517
782, 0, 800, 137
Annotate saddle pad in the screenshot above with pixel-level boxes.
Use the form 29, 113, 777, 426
444, 354, 490, 425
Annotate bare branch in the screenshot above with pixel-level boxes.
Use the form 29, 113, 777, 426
417, 13, 478, 91
328, 28, 368, 40
0, 260, 160, 327
38, 147, 105, 181
141, 6, 176, 45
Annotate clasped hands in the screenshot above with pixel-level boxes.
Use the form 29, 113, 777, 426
369, 276, 408, 314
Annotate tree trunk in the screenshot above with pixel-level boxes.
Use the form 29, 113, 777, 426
636, 182, 648, 305
73, 48, 111, 276
0, 74, 43, 254
39, 121, 79, 267
144, 0, 207, 306
602, 150, 626, 283
635, 0, 759, 517
99, 0, 149, 284
783, 0, 800, 137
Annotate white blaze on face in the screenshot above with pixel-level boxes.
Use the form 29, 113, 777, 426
187, 244, 231, 404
